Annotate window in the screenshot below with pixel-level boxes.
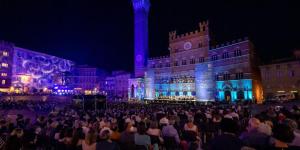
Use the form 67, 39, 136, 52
165, 63, 170, 67
174, 61, 179, 66
1, 80, 5, 85
215, 74, 219, 80
190, 58, 195, 64
264, 72, 269, 80
223, 73, 230, 80
234, 49, 242, 56
1, 73, 7, 77
198, 43, 203, 48
211, 55, 218, 61
1, 63, 8, 68
182, 60, 187, 65
222, 52, 229, 59
277, 71, 282, 77
235, 72, 244, 79
198, 57, 205, 63
159, 63, 163, 68
290, 70, 295, 77
2, 51, 8, 56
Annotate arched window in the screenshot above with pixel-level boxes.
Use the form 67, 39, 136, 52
222, 52, 229, 59
211, 55, 218, 61
234, 49, 242, 56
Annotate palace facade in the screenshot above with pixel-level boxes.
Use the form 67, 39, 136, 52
128, 0, 263, 102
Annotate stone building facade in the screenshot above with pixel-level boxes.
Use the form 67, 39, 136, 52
260, 53, 300, 99
106, 71, 131, 101
0, 41, 14, 91
71, 65, 107, 95
129, 21, 263, 102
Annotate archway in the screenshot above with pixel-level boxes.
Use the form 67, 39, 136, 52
237, 90, 244, 100
225, 90, 231, 102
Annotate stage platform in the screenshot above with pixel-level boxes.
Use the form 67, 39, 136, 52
144, 99, 215, 105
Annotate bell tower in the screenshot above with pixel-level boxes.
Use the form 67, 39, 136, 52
132, 0, 150, 77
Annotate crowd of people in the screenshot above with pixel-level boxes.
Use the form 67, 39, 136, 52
0, 100, 300, 150
0, 100, 60, 113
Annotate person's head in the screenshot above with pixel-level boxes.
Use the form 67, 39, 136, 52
11, 128, 23, 138
160, 117, 169, 126
285, 119, 298, 131
247, 117, 260, 131
137, 122, 147, 135
74, 127, 85, 139
273, 123, 295, 143
100, 129, 110, 140
65, 127, 73, 137
149, 121, 158, 129
221, 118, 238, 134
187, 117, 194, 123
110, 123, 118, 132
85, 129, 97, 145
258, 123, 272, 136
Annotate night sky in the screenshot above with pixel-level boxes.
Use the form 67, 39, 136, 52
0, 0, 298, 72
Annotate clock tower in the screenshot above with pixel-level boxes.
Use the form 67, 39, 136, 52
132, 0, 150, 77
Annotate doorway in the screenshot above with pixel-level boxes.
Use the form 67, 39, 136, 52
225, 90, 231, 102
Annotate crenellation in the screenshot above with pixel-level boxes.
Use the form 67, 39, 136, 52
209, 37, 250, 50
168, 31, 177, 40
169, 21, 209, 42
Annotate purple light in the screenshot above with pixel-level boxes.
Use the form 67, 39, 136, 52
132, 0, 150, 77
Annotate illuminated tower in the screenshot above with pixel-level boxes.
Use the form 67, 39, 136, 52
132, 0, 150, 77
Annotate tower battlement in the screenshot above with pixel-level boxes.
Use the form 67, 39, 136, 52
132, 0, 150, 12
210, 37, 249, 50
169, 20, 209, 42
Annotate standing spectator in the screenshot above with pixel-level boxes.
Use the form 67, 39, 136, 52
5, 128, 23, 150
71, 128, 85, 150
162, 118, 180, 144
82, 129, 97, 150
97, 129, 120, 150
209, 118, 243, 150
270, 123, 295, 149
120, 122, 135, 150
134, 122, 151, 150
240, 117, 270, 150
286, 119, 300, 148
147, 121, 163, 150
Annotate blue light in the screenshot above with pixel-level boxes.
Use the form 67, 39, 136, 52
219, 91, 224, 100
231, 91, 237, 101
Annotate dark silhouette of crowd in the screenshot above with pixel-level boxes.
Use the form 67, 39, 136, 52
0, 100, 300, 150
0, 100, 59, 112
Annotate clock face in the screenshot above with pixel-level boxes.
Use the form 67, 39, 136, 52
184, 42, 192, 50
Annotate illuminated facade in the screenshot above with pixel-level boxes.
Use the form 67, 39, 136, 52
12, 47, 74, 92
129, 20, 263, 102
0, 41, 75, 93
208, 39, 262, 102
0, 41, 14, 92
132, 0, 150, 77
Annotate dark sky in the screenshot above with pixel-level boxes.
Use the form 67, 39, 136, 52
0, 0, 298, 72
